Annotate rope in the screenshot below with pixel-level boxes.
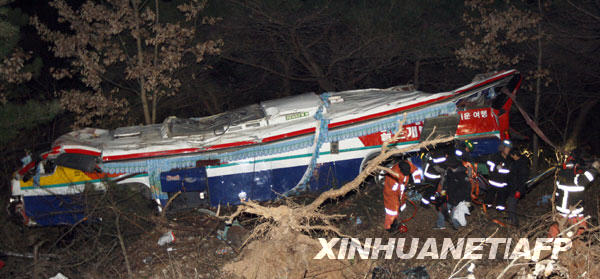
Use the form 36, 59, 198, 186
284, 94, 330, 196
399, 195, 418, 224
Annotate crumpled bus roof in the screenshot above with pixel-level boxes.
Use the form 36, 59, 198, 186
49, 70, 519, 163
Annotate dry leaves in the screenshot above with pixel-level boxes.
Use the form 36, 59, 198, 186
457, 0, 542, 71
32, 0, 223, 127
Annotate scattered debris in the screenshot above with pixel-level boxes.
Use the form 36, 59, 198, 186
537, 194, 552, 205
402, 266, 430, 279
452, 201, 471, 226
371, 266, 391, 279
350, 216, 363, 225
407, 189, 423, 202
216, 226, 229, 241
217, 219, 244, 242
215, 247, 233, 256
157, 230, 175, 246
48, 272, 68, 279
530, 259, 569, 278
466, 263, 476, 279
238, 191, 248, 202
196, 208, 217, 216
0, 250, 58, 259
398, 224, 408, 233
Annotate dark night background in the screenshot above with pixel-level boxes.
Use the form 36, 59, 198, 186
3, 0, 600, 166
1, 0, 600, 277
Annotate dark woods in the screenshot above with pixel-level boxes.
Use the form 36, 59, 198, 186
2, 0, 600, 160
1, 0, 600, 278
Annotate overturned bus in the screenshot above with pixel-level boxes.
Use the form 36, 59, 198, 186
8, 70, 522, 226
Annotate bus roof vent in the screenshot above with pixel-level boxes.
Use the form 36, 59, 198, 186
113, 126, 142, 138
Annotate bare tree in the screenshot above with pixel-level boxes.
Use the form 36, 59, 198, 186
457, 0, 547, 169
32, 0, 222, 126
220, 0, 462, 94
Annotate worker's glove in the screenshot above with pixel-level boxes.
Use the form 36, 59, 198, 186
514, 191, 521, 199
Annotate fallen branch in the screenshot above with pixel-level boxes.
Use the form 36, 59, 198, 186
0, 250, 58, 259
32, 240, 46, 279
115, 213, 134, 279
161, 191, 182, 218
222, 120, 455, 278
305, 130, 450, 213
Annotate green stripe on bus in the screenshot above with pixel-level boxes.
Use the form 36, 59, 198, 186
206, 140, 420, 169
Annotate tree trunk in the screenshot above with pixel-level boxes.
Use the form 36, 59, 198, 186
413, 59, 421, 90
565, 99, 599, 150
282, 57, 292, 96
132, 0, 152, 124
151, 97, 157, 124
532, 0, 543, 171
151, 0, 159, 124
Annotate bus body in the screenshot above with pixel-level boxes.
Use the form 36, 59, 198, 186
9, 70, 521, 226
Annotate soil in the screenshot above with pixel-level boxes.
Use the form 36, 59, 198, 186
130, 179, 557, 279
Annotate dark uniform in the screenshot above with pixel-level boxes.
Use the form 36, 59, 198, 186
421, 150, 447, 206
507, 154, 529, 226
555, 166, 596, 218
454, 140, 474, 163
444, 165, 470, 207
548, 162, 598, 237
436, 156, 470, 228
485, 153, 511, 210
454, 140, 479, 202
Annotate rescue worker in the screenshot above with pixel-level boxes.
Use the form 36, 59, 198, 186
435, 156, 471, 229
484, 140, 512, 211
454, 139, 475, 163
507, 149, 529, 226
548, 159, 600, 238
455, 140, 479, 202
383, 159, 422, 231
421, 148, 448, 206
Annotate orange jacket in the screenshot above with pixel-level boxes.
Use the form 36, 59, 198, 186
383, 161, 421, 216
